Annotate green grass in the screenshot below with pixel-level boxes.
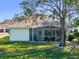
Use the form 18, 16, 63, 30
0, 42, 78, 59
0, 37, 79, 59
0, 36, 9, 43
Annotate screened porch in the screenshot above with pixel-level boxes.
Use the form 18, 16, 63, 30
29, 26, 61, 41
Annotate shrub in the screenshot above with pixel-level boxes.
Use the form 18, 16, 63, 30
73, 37, 79, 44
68, 30, 79, 41
0, 36, 9, 43
68, 35, 74, 41
73, 32, 79, 37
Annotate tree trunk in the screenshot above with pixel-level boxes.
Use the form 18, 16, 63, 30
59, 19, 66, 47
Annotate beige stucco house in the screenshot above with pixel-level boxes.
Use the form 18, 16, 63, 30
9, 16, 61, 41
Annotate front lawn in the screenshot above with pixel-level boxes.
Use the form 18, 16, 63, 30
0, 41, 79, 59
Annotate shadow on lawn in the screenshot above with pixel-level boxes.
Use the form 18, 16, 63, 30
0, 48, 71, 59
23, 48, 70, 59
0, 47, 71, 59
0, 42, 79, 59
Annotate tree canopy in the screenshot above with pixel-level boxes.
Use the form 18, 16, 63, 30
71, 17, 79, 27
20, 0, 79, 46
20, 0, 79, 18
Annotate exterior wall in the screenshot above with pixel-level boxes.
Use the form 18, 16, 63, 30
10, 28, 29, 41
9, 26, 61, 42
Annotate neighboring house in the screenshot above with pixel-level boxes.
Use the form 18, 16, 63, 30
0, 24, 10, 34
0, 20, 19, 34
9, 16, 61, 41
0, 24, 10, 38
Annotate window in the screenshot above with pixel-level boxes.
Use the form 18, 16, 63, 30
56, 30, 60, 36
5, 29, 9, 33
44, 30, 50, 36
39, 31, 41, 35
33, 35, 37, 41
0, 29, 4, 33
51, 30, 55, 36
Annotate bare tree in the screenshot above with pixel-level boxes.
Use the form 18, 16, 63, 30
20, 0, 79, 47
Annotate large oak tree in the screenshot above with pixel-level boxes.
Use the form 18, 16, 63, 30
20, 0, 79, 46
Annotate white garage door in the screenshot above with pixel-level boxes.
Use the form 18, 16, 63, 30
10, 28, 29, 41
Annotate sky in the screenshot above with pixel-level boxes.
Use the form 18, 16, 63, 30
0, 0, 23, 22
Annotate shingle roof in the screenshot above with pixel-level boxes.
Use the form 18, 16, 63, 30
0, 24, 10, 29
10, 16, 61, 28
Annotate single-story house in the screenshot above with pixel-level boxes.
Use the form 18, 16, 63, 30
0, 24, 10, 38
0, 24, 10, 33
9, 16, 61, 41
0, 20, 21, 34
